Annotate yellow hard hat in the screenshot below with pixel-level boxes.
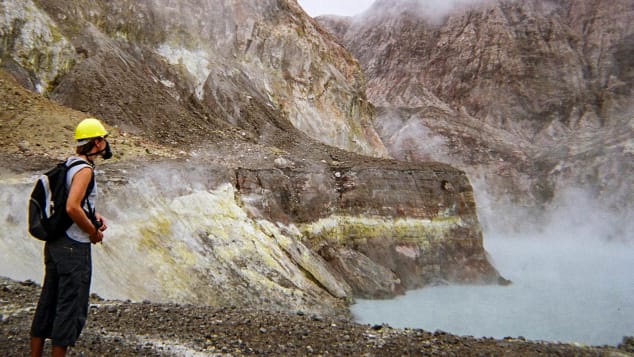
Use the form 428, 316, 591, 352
74, 118, 108, 143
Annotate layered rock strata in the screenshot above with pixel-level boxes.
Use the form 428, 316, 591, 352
236, 160, 503, 299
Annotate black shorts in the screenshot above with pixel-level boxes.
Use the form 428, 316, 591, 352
31, 237, 92, 347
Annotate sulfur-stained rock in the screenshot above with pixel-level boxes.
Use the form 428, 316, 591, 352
235, 161, 504, 299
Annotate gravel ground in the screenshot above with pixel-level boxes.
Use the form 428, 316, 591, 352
2, 277, 632, 356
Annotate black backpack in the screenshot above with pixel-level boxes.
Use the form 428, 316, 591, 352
28, 159, 95, 241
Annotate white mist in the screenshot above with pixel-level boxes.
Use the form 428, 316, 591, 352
351, 225, 634, 346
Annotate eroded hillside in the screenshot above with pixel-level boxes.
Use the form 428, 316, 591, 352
0, 0, 505, 316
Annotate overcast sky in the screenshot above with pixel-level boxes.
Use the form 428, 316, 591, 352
297, 0, 375, 17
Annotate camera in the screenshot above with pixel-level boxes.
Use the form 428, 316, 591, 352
92, 218, 103, 230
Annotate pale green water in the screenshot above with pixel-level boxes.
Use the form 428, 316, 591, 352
351, 236, 634, 345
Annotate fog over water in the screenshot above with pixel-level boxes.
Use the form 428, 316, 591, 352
351, 189, 634, 346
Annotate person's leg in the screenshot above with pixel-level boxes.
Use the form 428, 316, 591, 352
31, 244, 58, 356
30, 336, 45, 357
52, 345, 67, 357
51, 238, 92, 348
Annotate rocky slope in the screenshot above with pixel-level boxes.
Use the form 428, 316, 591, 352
0, 0, 505, 319
317, 0, 634, 233
2, 0, 386, 157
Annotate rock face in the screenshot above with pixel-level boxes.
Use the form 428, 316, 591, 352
1, 0, 387, 156
318, 0, 634, 230
236, 159, 501, 298
333, 0, 634, 135
0, 0, 503, 315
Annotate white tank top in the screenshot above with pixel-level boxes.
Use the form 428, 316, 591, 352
64, 156, 98, 243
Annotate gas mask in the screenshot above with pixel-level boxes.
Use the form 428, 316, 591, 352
92, 140, 112, 160
101, 141, 113, 160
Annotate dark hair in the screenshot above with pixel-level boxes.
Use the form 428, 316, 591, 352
76, 138, 98, 156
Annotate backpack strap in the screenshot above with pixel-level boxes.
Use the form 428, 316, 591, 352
65, 158, 96, 219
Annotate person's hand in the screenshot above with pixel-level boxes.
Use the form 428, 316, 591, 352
90, 229, 104, 244
95, 213, 108, 232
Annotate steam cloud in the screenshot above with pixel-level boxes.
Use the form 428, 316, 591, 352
362, 0, 493, 24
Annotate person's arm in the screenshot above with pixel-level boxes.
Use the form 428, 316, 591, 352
66, 167, 103, 244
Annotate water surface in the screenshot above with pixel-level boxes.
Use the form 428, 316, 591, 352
351, 237, 634, 345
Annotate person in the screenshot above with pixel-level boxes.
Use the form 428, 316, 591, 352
30, 118, 112, 357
